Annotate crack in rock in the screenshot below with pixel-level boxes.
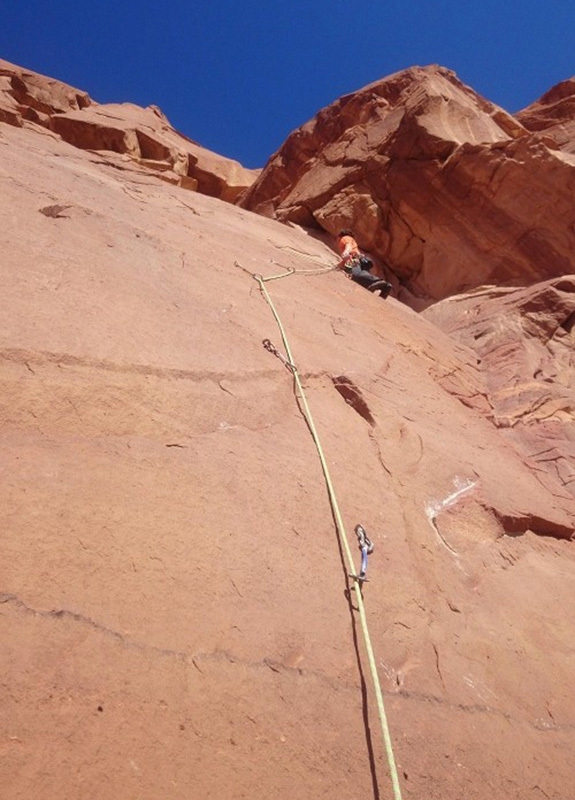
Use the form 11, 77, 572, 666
3, 593, 572, 732
0, 592, 188, 662
332, 375, 375, 426
492, 510, 575, 541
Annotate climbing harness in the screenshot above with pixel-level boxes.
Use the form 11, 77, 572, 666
350, 524, 374, 583
236, 259, 404, 800
343, 255, 360, 274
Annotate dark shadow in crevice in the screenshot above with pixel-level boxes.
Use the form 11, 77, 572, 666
560, 310, 575, 334
493, 510, 574, 541
332, 375, 376, 427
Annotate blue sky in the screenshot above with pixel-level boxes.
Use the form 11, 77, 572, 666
1, 1, 573, 167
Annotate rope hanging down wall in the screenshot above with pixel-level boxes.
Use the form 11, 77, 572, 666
235, 260, 404, 800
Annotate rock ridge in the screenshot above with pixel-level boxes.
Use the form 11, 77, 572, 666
240, 64, 575, 304
0, 58, 258, 202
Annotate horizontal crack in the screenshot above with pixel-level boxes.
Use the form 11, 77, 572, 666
3, 592, 574, 732
0, 348, 277, 384
394, 689, 575, 731
0, 592, 188, 661
0, 592, 347, 689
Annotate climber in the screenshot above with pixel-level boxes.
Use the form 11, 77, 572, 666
336, 229, 392, 298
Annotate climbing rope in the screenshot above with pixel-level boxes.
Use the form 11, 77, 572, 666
235, 260, 336, 282
237, 260, 403, 800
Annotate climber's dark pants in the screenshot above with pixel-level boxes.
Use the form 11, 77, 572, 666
350, 264, 381, 289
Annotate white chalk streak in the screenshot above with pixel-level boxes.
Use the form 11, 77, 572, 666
425, 477, 477, 523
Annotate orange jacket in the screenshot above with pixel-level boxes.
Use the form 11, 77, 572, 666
337, 235, 360, 265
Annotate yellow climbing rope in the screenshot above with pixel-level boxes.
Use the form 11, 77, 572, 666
242, 261, 403, 800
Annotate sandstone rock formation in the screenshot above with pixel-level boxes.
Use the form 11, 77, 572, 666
517, 78, 575, 154
0, 58, 258, 202
2, 60, 575, 800
423, 277, 575, 509
240, 65, 575, 303
0, 58, 90, 126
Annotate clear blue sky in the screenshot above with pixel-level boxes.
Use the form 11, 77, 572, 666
1, 0, 573, 168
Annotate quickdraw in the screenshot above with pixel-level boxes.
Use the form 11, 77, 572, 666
350, 524, 374, 583
262, 338, 296, 372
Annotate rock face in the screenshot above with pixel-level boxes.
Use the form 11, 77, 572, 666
423, 277, 575, 511
0, 58, 91, 126
517, 78, 575, 154
240, 65, 575, 303
2, 61, 575, 800
0, 58, 258, 202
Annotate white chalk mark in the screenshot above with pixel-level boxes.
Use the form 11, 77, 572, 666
218, 421, 237, 431
463, 674, 497, 705
425, 477, 478, 555
426, 477, 477, 521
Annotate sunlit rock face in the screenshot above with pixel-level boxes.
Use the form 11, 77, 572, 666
423, 276, 575, 514
241, 65, 575, 304
1, 58, 575, 800
0, 58, 258, 201
516, 77, 575, 154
